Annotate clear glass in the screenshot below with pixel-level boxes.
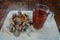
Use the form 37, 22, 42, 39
33, 4, 49, 30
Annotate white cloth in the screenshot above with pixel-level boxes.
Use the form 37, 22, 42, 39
0, 10, 60, 40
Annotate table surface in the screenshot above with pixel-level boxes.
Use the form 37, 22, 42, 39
0, 0, 60, 31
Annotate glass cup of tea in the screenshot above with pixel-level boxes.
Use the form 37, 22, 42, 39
33, 4, 49, 30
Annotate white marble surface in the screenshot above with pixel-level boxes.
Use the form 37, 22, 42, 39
0, 10, 60, 40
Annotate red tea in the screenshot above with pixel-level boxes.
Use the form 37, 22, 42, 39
33, 9, 47, 30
